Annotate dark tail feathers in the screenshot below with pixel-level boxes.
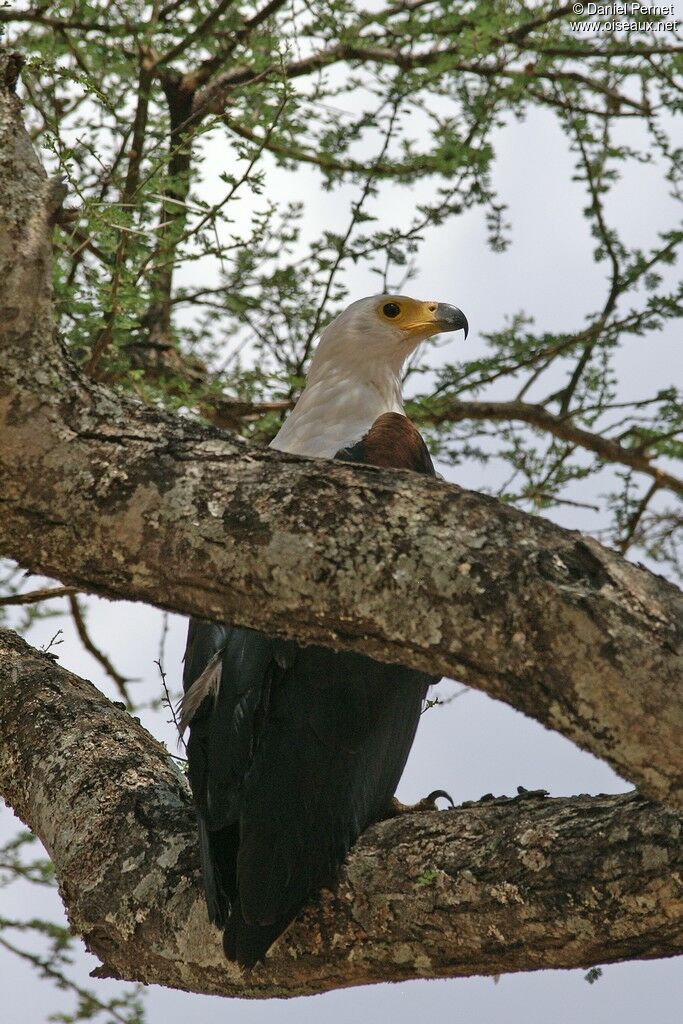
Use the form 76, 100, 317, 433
197, 816, 233, 927
223, 905, 293, 968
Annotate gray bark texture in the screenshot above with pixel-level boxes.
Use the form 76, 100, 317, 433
1, 628, 681, 996
0, 47, 682, 993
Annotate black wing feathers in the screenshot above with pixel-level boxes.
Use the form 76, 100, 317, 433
182, 413, 438, 966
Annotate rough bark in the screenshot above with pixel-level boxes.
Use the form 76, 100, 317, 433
1, 46, 682, 811
1, 628, 681, 996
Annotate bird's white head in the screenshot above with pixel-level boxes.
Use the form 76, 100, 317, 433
307, 294, 468, 384
271, 293, 468, 458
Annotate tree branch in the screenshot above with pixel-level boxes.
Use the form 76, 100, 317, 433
0, 47, 682, 809
0, 628, 681, 996
422, 399, 683, 498
154, 0, 238, 69
68, 593, 133, 701
133, 69, 196, 357
199, 391, 683, 499
194, 46, 650, 118
0, 585, 76, 606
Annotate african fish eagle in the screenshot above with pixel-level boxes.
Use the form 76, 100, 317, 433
180, 294, 468, 966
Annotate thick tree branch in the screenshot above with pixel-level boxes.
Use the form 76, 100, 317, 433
132, 70, 195, 360
200, 393, 683, 499
0, 628, 681, 996
0, 47, 682, 810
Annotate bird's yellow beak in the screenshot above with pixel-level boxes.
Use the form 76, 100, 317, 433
378, 296, 468, 339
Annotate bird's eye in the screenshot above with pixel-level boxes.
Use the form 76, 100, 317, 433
383, 302, 401, 318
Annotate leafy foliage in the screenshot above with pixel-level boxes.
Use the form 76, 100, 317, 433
0, 826, 145, 1022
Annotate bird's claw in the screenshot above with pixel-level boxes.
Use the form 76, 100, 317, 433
386, 789, 454, 817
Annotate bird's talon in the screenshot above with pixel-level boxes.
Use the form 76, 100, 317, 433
424, 788, 455, 808
387, 789, 454, 817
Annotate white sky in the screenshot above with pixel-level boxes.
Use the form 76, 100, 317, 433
2, 29, 682, 1024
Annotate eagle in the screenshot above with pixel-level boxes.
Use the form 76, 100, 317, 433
180, 294, 468, 966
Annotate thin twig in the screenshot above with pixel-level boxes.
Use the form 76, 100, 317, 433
617, 481, 660, 554
422, 685, 470, 713
0, 586, 76, 607
68, 595, 133, 701
155, 656, 187, 754
41, 630, 64, 656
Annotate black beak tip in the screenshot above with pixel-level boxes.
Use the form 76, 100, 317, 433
436, 303, 469, 339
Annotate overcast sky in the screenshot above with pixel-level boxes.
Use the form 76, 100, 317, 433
2, 32, 682, 1024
